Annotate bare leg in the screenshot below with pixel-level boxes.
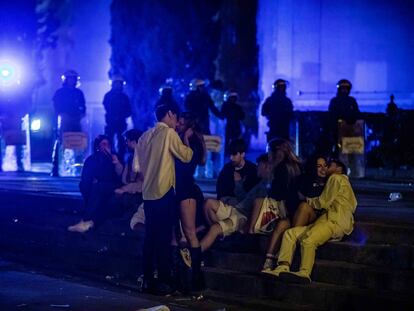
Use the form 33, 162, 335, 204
248, 198, 264, 234
293, 202, 317, 227
180, 198, 200, 248
200, 223, 223, 252
266, 218, 291, 256
203, 199, 220, 226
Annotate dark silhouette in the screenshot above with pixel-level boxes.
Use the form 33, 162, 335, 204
103, 75, 131, 162
184, 79, 222, 134
221, 91, 245, 155
261, 79, 293, 142
328, 79, 361, 154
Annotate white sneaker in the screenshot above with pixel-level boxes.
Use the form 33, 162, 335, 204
262, 258, 275, 271
136, 305, 170, 311
68, 220, 94, 233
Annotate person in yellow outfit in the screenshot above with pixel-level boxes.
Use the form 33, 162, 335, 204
262, 159, 357, 284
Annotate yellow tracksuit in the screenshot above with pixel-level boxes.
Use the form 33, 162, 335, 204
278, 173, 357, 276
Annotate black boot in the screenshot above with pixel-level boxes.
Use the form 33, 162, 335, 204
190, 247, 204, 293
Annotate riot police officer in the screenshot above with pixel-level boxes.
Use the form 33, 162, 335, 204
51, 70, 86, 176
261, 79, 293, 142
328, 79, 361, 153
329, 79, 360, 126
221, 91, 245, 155
184, 79, 222, 135
103, 75, 131, 162
53, 70, 86, 132
155, 84, 180, 113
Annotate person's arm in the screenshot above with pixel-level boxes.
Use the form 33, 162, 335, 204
111, 154, 123, 176
132, 145, 141, 173
79, 157, 94, 199
238, 105, 245, 121
168, 129, 193, 163
123, 94, 132, 118
261, 98, 270, 117
216, 165, 232, 200
306, 175, 340, 210
79, 91, 86, 116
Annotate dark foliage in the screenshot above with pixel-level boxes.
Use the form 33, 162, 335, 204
216, 0, 260, 140
110, 0, 221, 130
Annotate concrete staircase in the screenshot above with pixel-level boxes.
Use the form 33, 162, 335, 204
0, 187, 414, 310
202, 223, 414, 310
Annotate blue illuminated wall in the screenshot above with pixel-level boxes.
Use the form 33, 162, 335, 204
256, 0, 414, 146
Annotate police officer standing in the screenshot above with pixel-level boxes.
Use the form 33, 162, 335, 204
102, 75, 131, 162
184, 79, 222, 135
221, 91, 245, 155
328, 79, 361, 153
261, 79, 293, 142
53, 70, 86, 132
155, 85, 180, 113
51, 70, 86, 176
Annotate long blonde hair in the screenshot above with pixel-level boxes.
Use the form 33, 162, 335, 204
268, 138, 301, 182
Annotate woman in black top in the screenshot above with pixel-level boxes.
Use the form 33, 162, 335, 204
175, 112, 206, 291
258, 138, 302, 270
292, 155, 328, 227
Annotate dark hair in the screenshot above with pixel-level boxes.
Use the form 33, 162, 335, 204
256, 153, 269, 164
178, 111, 200, 132
229, 138, 246, 155
305, 154, 327, 177
329, 158, 347, 175
93, 134, 110, 152
155, 104, 178, 121
123, 129, 142, 142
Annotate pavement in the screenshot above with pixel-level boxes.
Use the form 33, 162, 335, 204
0, 259, 235, 311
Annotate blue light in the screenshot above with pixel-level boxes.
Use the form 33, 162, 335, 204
31, 119, 41, 132
0, 60, 21, 88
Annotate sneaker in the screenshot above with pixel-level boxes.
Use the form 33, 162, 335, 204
68, 220, 94, 233
136, 305, 170, 311
262, 258, 275, 271
180, 248, 192, 268
279, 270, 311, 284
261, 264, 289, 277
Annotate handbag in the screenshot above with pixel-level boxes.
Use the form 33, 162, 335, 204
253, 197, 285, 234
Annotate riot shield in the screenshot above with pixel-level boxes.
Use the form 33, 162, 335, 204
338, 119, 365, 178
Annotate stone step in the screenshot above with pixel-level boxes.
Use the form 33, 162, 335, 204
207, 250, 414, 293
204, 266, 413, 310
213, 233, 414, 270
203, 289, 324, 311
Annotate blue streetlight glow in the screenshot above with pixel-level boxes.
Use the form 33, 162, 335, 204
0, 60, 20, 88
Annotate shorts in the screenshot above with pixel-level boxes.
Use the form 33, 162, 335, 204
216, 201, 247, 237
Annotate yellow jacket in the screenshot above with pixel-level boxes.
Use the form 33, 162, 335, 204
307, 173, 357, 238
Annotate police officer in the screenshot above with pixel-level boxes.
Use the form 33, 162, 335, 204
103, 75, 131, 162
221, 91, 245, 155
155, 85, 180, 113
184, 79, 222, 135
51, 70, 86, 176
53, 70, 86, 132
329, 79, 360, 126
261, 79, 293, 142
328, 79, 361, 153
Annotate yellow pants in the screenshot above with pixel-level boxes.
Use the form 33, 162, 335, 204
278, 214, 337, 275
